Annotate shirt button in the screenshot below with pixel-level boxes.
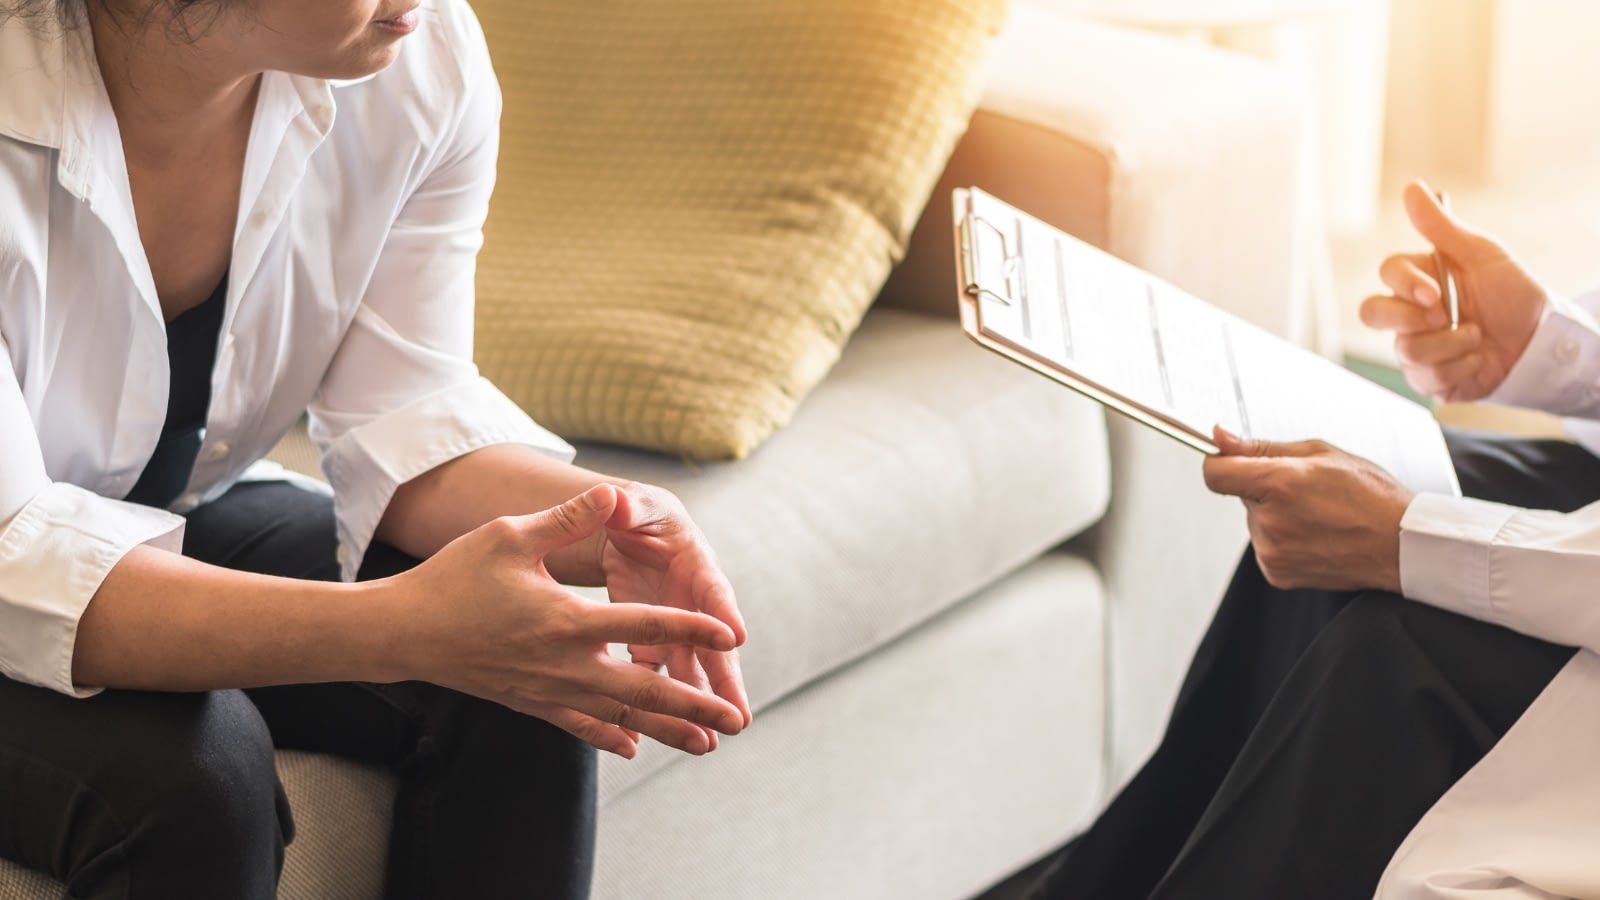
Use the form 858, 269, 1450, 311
176, 492, 202, 510
1555, 339, 1580, 365
202, 440, 231, 463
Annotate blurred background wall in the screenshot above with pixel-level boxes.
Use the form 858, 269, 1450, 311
1019, 0, 1600, 367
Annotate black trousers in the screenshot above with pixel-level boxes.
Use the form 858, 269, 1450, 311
0, 481, 595, 900
1030, 429, 1600, 900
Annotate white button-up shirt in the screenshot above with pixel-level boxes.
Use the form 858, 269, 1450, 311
1380, 290, 1600, 897
1400, 289, 1600, 656
0, 1, 573, 697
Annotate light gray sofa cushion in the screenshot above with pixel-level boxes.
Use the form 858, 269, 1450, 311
573, 306, 1110, 796
594, 550, 1108, 900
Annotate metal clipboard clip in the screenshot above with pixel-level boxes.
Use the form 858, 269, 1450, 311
959, 210, 1023, 307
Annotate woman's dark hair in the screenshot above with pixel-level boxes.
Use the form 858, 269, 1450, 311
2, 0, 225, 35
0, 0, 65, 21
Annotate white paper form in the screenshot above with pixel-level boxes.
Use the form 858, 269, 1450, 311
960, 187, 1461, 497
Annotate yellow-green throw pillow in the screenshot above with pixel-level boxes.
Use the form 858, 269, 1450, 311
473, 0, 1010, 459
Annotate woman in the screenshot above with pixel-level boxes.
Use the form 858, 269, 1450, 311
1029, 181, 1600, 898
0, 1, 752, 897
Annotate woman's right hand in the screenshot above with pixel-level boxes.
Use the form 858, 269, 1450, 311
384, 484, 745, 758
1359, 180, 1548, 402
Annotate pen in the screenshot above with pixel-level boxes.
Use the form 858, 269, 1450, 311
1434, 191, 1460, 330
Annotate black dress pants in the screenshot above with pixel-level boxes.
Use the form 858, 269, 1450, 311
0, 480, 595, 900
1030, 429, 1600, 900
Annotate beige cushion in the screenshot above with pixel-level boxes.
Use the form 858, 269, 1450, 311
473, 0, 1010, 459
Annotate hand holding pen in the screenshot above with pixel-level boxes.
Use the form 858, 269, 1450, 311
1357, 180, 1548, 403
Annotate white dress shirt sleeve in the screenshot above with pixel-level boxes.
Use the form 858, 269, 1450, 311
1486, 289, 1600, 418
1401, 493, 1600, 655
0, 334, 185, 696
307, 13, 573, 581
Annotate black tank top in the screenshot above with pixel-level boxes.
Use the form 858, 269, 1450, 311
124, 277, 227, 509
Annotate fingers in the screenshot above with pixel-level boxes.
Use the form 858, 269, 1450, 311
1402, 179, 1486, 258
1401, 351, 1483, 399
1394, 322, 1481, 369
1203, 453, 1274, 500
692, 566, 748, 644
1360, 293, 1449, 335
1385, 322, 1483, 400
665, 645, 718, 752
568, 691, 720, 755
698, 646, 752, 727
632, 643, 749, 733
515, 485, 618, 554
1377, 253, 1444, 310
534, 679, 728, 757
1204, 428, 1336, 501
542, 707, 641, 758
593, 654, 745, 736
1210, 426, 1327, 460
578, 602, 737, 652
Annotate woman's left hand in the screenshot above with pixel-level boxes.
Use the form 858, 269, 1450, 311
1201, 428, 1417, 594
597, 483, 752, 747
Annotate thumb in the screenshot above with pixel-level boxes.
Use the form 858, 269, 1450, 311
1212, 426, 1323, 459
522, 484, 618, 553
1402, 180, 1478, 258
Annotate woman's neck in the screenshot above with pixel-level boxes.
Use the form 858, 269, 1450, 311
86, 6, 260, 169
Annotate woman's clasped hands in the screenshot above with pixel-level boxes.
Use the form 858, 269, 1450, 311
385, 482, 750, 759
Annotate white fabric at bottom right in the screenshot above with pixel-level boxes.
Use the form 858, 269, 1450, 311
1378, 650, 1600, 899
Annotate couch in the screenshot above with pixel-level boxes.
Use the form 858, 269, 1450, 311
0, 5, 1307, 898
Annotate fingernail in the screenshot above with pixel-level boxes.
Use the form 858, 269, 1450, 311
1214, 426, 1241, 444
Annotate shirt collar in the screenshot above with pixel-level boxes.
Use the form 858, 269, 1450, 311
0, 15, 80, 150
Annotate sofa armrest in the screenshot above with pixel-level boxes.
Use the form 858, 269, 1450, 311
879, 5, 1306, 338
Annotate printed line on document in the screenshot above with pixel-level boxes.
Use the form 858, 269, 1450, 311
1053, 236, 1074, 359
1222, 322, 1251, 436
1147, 284, 1175, 410
1013, 221, 1031, 341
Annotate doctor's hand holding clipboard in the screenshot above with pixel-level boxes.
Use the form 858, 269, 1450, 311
1204, 180, 1553, 595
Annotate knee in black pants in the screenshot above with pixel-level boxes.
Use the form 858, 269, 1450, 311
6, 688, 293, 900
1305, 592, 1572, 741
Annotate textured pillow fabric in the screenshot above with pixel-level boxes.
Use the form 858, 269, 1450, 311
472, 0, 1011, 459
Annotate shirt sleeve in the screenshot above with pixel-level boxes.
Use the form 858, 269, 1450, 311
1400, 492, 1600, 655
1487, 288, 1600, 418
307, 9, 573, 581
0, 333, 185, 697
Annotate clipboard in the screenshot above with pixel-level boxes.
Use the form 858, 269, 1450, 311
951, 186, 1463, 497
954, 187, 1220, 455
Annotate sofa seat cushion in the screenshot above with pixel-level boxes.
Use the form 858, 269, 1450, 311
596, 549, 1108, 899
570, 306, 1109, 795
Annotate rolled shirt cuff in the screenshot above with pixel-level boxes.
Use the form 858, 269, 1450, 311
1488, 293, 1600, 417
1398, 492, 1519, 626
0, 483, 185, 697
317, 376, 575, 581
